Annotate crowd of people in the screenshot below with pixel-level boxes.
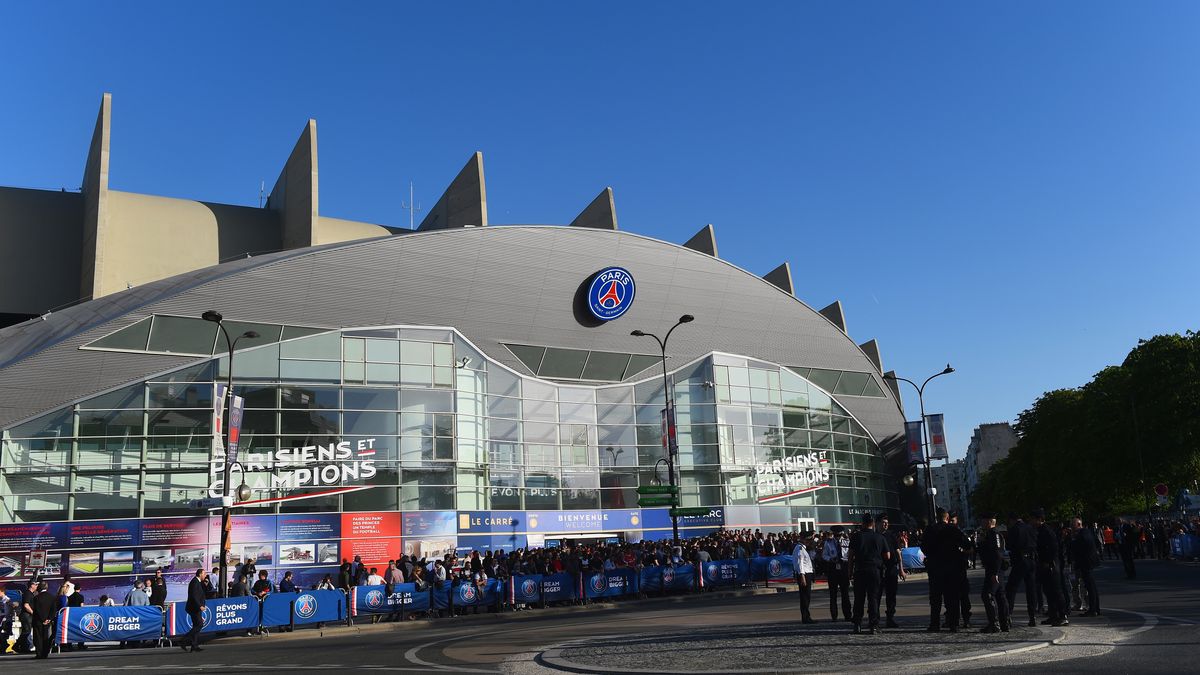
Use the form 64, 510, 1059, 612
3, 511, 1198, 656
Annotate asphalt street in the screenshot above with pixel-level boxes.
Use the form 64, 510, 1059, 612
5, 557, 1195, 674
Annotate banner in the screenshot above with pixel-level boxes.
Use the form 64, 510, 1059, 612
925, 414, 948, 461
261, 590, 345, 626
227, 394, 245, 466
167, 597, 259, 636
750, 555, 795, 582
583, 568, 638, 599
904, 421, 924, 464
509, 575, 543, 605
350, 583, 431, 616
58, 605, 164, 644
640, 564, 696, 593
539, 572, 577, 603
432, 579, 502, 610
699, 559, 749, 588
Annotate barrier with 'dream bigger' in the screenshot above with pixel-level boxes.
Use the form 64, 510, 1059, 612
57, 605, 164, 644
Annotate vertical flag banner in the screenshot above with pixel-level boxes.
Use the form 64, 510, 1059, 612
925, 414, 948, 460
227, 394, 245, 466
904, 421, 924, 464
209, 383, 229, 498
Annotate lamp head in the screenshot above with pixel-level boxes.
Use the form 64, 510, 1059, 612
678, 314, 695, 324
943, 364, 955, 374
201, 310, 223, 324
235, 483, 252, 502
242, 330, 260, 339
902, 474, 916, 488
630, 330, 645, 337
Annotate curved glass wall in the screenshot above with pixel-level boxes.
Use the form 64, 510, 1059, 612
0, 326, 898, 526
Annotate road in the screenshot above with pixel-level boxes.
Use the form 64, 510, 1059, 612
6, 557, 1195, 673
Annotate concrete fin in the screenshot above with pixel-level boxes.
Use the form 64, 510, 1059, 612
683, 224, 718, 257
267, 119, 319, 250
859, 339, 883, 373
762, 262, 794, 295
80, 92, 112, 299
418, 152, 488, 230
884, 370, 904, 412
569, 187, 618, 230
820, 300, 847, 334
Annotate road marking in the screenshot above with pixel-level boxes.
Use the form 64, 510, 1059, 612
403, 633, 501, 673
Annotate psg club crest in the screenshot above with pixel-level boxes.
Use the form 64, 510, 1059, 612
365, 589, 385, 609
459, 584, 478, 604
589, 574, 608, 594
662, 566, 675, 585
199, 606, 212, 628
295, 594, 318, 620
768, 559, 784, 578
80, 612, 104, 638
586, 267, 636, 321
521, 579, 539, 599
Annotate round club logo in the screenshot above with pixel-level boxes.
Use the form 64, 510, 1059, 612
458, 584, 478, 604
662, 566, 675, 585
705, 564, 719, 581
586, 267, 636, 321
199, 606, 212, 628
589, 574, 608, 594
364, 589, 385, 610
768, 559, 784, 578
79, 612, 104, 638
520, 578, 539, 599
295, 594, 318, 620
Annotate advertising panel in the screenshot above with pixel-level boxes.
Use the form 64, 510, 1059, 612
925, 414, 949, 461
583, 568, 638, 599
277, 514, 341, 541
641, 507, 724, 531
140, 516, 211, 547
351, 583, 431, 615
67, 520, 140, 548
167, 597, 260, 635
58, 605, 164, 643
0, 522, 66, 550
525, 509, 641, 533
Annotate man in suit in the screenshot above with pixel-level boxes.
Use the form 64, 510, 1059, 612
1071, 517, 1102, 616
31, 581, 56, 659
182, 568, 207, 652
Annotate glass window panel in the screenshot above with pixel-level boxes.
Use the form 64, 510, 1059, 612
79, 410, 142, 437
624, 355, 661, 379
807, 368, 841, 393
538, 348, 588, 379
811, 432, 832, 449
808, 386, 832, 412
596, 403, 634, 425
831, 416, 851, 434
366, 362, 401, 384
861, 377, 887, 398
597, 425, 635, 447
343, 411, 398, 435
727, 367, 750, 387
487, 366, 520, 397
809, 412, 831, 431
523, 422, 557, 443
748, 368, 770, 389
596, 386, 633, 405
433, 342, 453, 367
280, 331, 341, 359
282, 325, 331, 340
87, 317, 153, 351
488, 395, 520, 419
400, 328, 452, 342
343, 338, 365, 362
236, 385, 278, 409
366, 338, 400, 363
344, 484, 400, 512
581, 351, 631, 381
433, 366, 454, 387
834, 371, 870, 396
147, 316, 217, 355
222, 343, 280, 380
401, 341, 434, 365
523, 397, 557, 423
143, 471, 209, 516
343, 388, 398, 410
146, 382, 210, 409
280, 359, 341, 382
281, 386, 339, 409
487, 417, 519, 441
280, 409, 339, 435
79, 385, 144, 410
401, 389, 454, 413
400, 364, 431, 386
343, 361, 365, 384
214, 321, 282, 353
148, 409, 210, 436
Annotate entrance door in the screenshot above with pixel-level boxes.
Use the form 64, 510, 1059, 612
795, 518, 816, 533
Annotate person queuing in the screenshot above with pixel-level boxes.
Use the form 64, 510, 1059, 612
792, 532, 816, 624
976, 511, 1011, 633
847, 513, 889, 634
820, 526, 852, 622
878, 514, 905, 629
1032, 508, 1069, 627
181, 569, 207, 653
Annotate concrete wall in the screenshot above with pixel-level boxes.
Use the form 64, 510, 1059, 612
316, 216, 393, 245
0, 187, 84, 314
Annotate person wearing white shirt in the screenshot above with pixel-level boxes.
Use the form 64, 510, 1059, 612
366, 569, 385, 586
793, 535, 816, 624
821, 526, 852, 622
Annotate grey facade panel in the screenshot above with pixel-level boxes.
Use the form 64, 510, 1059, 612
0, 226, 903, 442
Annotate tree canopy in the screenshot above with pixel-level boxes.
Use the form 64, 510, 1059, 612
971, 331, 1200, 521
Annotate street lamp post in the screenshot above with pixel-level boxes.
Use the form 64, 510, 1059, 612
202, 310, 259, 598
884, 364, 954, 526
632, 314, 694, 547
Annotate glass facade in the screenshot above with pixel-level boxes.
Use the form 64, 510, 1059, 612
0, 326, 898, 527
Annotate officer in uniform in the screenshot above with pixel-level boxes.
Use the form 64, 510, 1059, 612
1033, 509, 1069, 627
922, 508, 968, 632
1005, 512, 1039, 627
950, 513, 973, 628
878, 513, 905, 629
848, 513, 889, 634
977, 511, 1011, 633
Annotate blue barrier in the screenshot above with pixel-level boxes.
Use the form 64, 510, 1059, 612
350, 583, 431, 616
540, 572, 577, 603
261, 590, 345, 627
57, 605, 163, 644
167, 597, 259, 636
510, 575, 543, 604
433, 579, 502, 610
640, 564, 697, 593
901, 546, 925, 571
1170, 534, 1200, 558
583, 568, 638, 599
750, 555, 795, 583
699, 559, 749, 588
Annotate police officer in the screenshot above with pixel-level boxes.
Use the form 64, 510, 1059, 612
950, 513, 973, 628
878, 514, 904, 629
922, 508, 968, 632
1032, 509, 1069, 627
977, 511, 1011, 633
848, 513, 889, 634
1005, 511, 1039, 627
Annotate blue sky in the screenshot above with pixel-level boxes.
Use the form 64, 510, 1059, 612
3, 2, 1198, 458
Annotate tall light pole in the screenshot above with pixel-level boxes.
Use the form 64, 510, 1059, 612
202, 310, 259, 597
884, 364, 954, 526
632, 314, 694, 546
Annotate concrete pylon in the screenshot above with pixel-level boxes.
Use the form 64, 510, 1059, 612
820, 300, 847, 334
267, 119, 319, 250
683, 224, 718, 257
859, 339, 883, 374
418, 152, 488, 230
80, 92, 112, 300
569, 187, 617, 230
884, 370, 904, 412
762, 263, 794, 295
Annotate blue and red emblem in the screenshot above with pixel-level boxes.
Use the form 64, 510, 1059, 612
587, 267, 636, 321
